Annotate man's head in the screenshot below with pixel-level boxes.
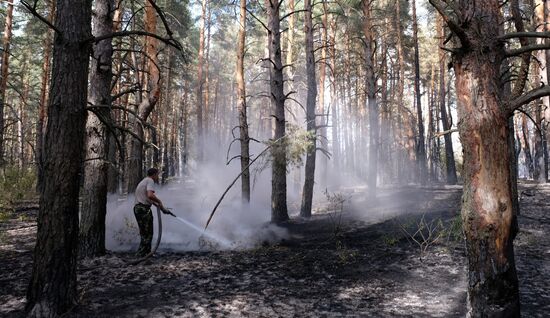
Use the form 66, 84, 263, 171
147, 168, 159, 183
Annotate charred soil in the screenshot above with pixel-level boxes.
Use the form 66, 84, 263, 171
1, 184, 548, 317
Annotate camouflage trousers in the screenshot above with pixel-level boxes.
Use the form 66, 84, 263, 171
134, 203, 153, 257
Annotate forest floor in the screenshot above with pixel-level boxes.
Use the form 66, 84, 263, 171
1, 183, 549, 317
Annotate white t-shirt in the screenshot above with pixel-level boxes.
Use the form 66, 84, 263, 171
135, 177, 156, 205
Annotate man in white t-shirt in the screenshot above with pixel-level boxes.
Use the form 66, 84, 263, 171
133, 168, 169, 257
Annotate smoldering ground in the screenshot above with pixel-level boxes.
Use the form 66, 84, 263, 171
105, 140, 294, 252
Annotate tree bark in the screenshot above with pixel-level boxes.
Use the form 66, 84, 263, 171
363, 0, 379, 198
26, 1, 92, 316
300, 0, 317, 218
432, 1, 521, 315
79, 0, 115, 258
0, 2, 14, 166
533, 0, 547, 182
196, 0, 207, 161
37, 0, 56, 189
236, 0, 251, 202
412, 0, 427, 184
329, 16, 339, 171
437, 16, 458, 185
520, 113, 534, 178
268, 0, 288, 223
127, 1, 161, 192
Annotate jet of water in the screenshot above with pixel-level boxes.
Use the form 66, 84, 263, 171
172, 215, 232, 248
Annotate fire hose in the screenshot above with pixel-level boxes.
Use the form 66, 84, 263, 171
79, 206, 175, 271
127, 205, 175, 265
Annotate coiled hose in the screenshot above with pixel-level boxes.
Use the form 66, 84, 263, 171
127, 205, 163, 265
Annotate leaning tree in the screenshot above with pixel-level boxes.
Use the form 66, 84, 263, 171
430, 0, 550, 316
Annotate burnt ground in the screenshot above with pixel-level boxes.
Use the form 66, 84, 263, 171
1, 184, 549, 317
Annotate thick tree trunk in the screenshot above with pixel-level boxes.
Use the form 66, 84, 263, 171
412, 0, 427, 185
442, 1, 521, 314
268, 0, 288, 223
236, 0, 251, 202
26, 1, 92, 316
455, 55, 520, 316
437, 16, 457, 184
79, 0, 114, 258
300, 0, 317, 218
363, 0, 379, 198
0, 2, 14, 166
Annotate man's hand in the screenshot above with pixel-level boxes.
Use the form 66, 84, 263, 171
161, 206, 175, 216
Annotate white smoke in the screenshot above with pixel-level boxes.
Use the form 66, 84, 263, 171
105, 141, 292, 252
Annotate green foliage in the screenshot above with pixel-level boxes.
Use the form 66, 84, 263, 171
285, 124, 315, 167
0, 167, 37, 213
381, 233, 399, 246
445, 215, 464, 243
335, 239, 358, 265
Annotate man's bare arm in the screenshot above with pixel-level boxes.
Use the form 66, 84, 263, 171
147, 190, 164, 208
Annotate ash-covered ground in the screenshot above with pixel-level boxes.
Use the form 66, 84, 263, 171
1, 184, 548, 317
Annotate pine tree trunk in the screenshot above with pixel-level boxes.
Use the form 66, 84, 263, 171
26, 1, 92, 316
363, 0, 379, 198
301, 0, 317, 218
37, 0, 56, 189
127, 1, 160, 192
534, 0, 548, 182
329, 16, 339, 170
442, 1, 521, 314
196, 0, 207, 161
0, 2, 14, 166
317, 0, 328, 184
79, 0, 114, 258
437, 16, 457, 184
236, 0, 251, 202
412, 0, 427, 185
520, 113, 534, 179
268, 0, 288, 223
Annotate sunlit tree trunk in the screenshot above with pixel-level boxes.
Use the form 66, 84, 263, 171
437, 16, 457, 184
204, 3, 211, 134
0, 2, 14, 166
268, 0, 288, 223
395, 0, 415, 183
26, 1, 92, 316
412, 0, 427, 185
127, 1, 161, 192
431, 0, 521, 315
80, 0, 115, 258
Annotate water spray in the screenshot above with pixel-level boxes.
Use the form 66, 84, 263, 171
164, 209, 232, 248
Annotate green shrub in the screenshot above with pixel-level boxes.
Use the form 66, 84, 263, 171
0, 166, 37, 213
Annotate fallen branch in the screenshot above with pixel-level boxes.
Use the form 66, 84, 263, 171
205, 136, 287, 229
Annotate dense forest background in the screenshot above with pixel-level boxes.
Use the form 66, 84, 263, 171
1, 0, 550, 317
